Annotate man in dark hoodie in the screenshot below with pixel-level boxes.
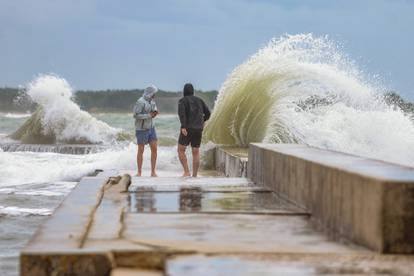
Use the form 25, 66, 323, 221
177, 83, 211, 177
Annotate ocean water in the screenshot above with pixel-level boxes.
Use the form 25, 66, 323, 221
0, 75, 188, 275
0, 111, 182, 276
2, 34, 414, 275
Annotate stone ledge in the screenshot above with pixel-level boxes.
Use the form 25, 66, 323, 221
248, 143, 414, 253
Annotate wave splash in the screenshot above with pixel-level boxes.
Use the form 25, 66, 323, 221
10, 75, 127, 144
205, 34, 414, 167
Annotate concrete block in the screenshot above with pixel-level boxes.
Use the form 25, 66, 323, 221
20, 251, 112, 276
215, 147, 248, 177
248, 143, 414, 253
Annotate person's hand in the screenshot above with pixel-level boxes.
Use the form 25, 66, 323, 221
150, 111, 158, 118
181, 128, 188, 136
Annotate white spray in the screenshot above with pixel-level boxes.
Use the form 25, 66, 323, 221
205, 34, 414, 167
26, 74, 122, 144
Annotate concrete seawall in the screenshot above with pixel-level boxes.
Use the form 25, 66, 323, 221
214, 147, 248, 177
248, 143, 414, 254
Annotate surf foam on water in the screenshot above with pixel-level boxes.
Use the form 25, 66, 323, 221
0, 144, 180, 189
0, 206, 52, 216
1, 113, 31, 119
0, 182, 77, 197
205, 34, 414, 167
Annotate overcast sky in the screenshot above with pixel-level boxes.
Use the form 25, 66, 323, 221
1, 0, 413, 99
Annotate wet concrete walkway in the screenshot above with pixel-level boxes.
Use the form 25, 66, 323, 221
21, 171, 414, 275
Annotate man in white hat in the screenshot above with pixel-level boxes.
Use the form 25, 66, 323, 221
133, 85, 159, 177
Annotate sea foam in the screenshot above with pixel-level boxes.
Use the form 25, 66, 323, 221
0, 206, 52, 216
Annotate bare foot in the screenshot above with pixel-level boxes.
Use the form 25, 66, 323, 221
136, 172, 142, 177
182, 172, 191, 177
192, 175, 198, 178
151, 172, 158, 177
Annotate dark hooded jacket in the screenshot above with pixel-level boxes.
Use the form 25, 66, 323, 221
178, 85, 211, 130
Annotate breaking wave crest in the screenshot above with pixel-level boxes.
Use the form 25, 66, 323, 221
11, 75, 127, 144
205, 34, 414, 167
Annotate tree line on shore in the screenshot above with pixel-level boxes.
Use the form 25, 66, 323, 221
0, 87, 413, 116
0, 88, 218, 113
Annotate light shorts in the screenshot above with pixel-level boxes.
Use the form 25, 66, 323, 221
136, 127, 157, 145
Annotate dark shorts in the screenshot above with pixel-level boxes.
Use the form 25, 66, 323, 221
178, 128, 203, 148
136, 127, 157, 145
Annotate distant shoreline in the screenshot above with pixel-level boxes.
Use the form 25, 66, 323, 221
90, 110, 178, 115
86, 108, 178, 114
0, 88, 218, 114
0, 110, 179, 115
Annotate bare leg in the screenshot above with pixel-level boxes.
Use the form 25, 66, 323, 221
137, 144, 145, 176
149, 140, 158, 177
178, 144, 191, 177
192, 147, 200, 177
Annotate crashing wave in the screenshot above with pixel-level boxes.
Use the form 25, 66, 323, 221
205, 34, 414, 167
9, 75, 131, 144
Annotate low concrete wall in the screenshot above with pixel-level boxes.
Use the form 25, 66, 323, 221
215, 147, 248, 177
248, 143, 414, 254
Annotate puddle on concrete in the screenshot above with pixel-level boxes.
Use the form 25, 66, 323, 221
128, 176, 255, 191
167, 256, 315, 276
124, 213, 361, 253
166, 255, 404, 276
128, 188, 300, 213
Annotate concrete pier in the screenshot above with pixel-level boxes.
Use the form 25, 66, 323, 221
20, 144, 414, 275
21, 176, 414, 274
